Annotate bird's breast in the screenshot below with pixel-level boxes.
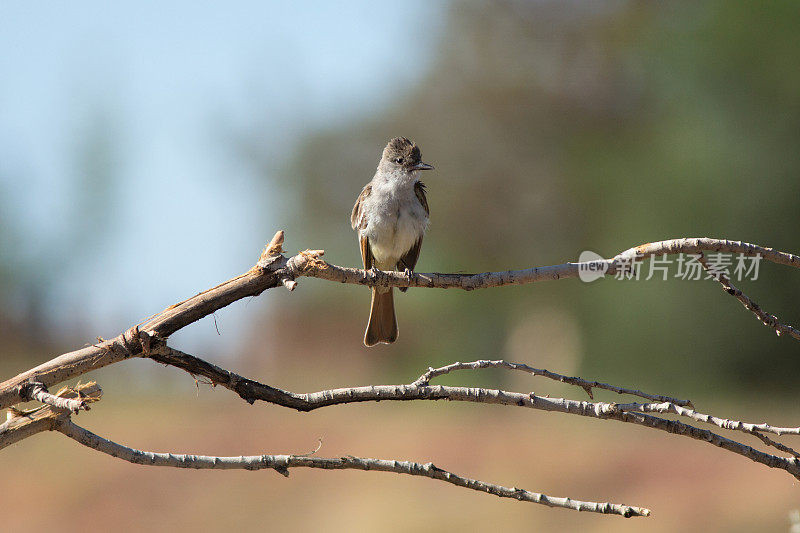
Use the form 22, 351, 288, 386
362, 181, 428, 269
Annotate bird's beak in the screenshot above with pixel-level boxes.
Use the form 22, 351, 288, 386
414, 162, 434, 171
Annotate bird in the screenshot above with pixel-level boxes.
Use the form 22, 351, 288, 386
350, 137, 433, 346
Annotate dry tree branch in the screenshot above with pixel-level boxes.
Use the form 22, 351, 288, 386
0, 382, 101, 450
698, 252, 800, 340
53, 419, 649, 518
613, 401, 800, 457
3, 232, 799, 412
410, 359, 693, 405
0, 381, 651, 517
133, 341, 800, 475
292, 237, 800, 290
412, 363, 800, 457
2, 374, 654, 517
18, 380, 90, 413
3, 232, 800, 518
9, 350, 800, 483
614, 400, 800, 437
144, 346, 695, 414
103, 343, 800, 481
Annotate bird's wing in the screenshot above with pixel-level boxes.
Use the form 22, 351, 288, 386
398, 236, 422, 273
351, 183, 372, 230
360, 233, 373, 270
397, 180, 428, 276
414, 180, 429, 216
352, 184, 373, 270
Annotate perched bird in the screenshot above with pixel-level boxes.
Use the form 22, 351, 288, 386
351, 137, 433, 346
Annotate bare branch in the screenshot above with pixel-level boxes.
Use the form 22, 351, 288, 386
8, 348, 800, 484
3, 232, 798, 521
3, 233, 798, 411
615, 401, 800, 457
748, 432, 800, 459
292, 237, 800, 290
616, 401, 800, 437
0, 382, 101, 450
18, 380, 89, 413
411, 359, 692, 405
54, 419, 650, 518
618, 238, 800, 269
138, 347, 800, 480
1, 405, 68, 450
699, 253, 800, 341
147, 345, 300, 406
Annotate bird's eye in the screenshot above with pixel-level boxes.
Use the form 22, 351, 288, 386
395, 157, 404, 164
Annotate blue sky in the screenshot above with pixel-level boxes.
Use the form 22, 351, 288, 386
0, 1, 446, 354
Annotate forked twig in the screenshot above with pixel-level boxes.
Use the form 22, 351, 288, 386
411, 359, 692, 405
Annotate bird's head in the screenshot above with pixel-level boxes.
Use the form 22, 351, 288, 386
380, 137, 434, 173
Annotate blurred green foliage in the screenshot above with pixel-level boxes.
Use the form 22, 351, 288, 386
0, 108, 120, 357
258, 2, 800, 395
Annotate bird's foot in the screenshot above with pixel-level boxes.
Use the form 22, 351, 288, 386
401, 268, 414, 292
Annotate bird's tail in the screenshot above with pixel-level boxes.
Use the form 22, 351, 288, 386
364, 288, 397, 346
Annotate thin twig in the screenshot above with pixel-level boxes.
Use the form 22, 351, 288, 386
54, 419, 649, 518
410, 359, 692, 405
19, 381, 87, 413
748, 432, 800, 459
699, 253, 800, 340
0, 382, 102, 450
615, 401, 800, 457
615, 401, 800, 437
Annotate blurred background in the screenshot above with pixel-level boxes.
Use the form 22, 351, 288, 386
3, 1, 800, 531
